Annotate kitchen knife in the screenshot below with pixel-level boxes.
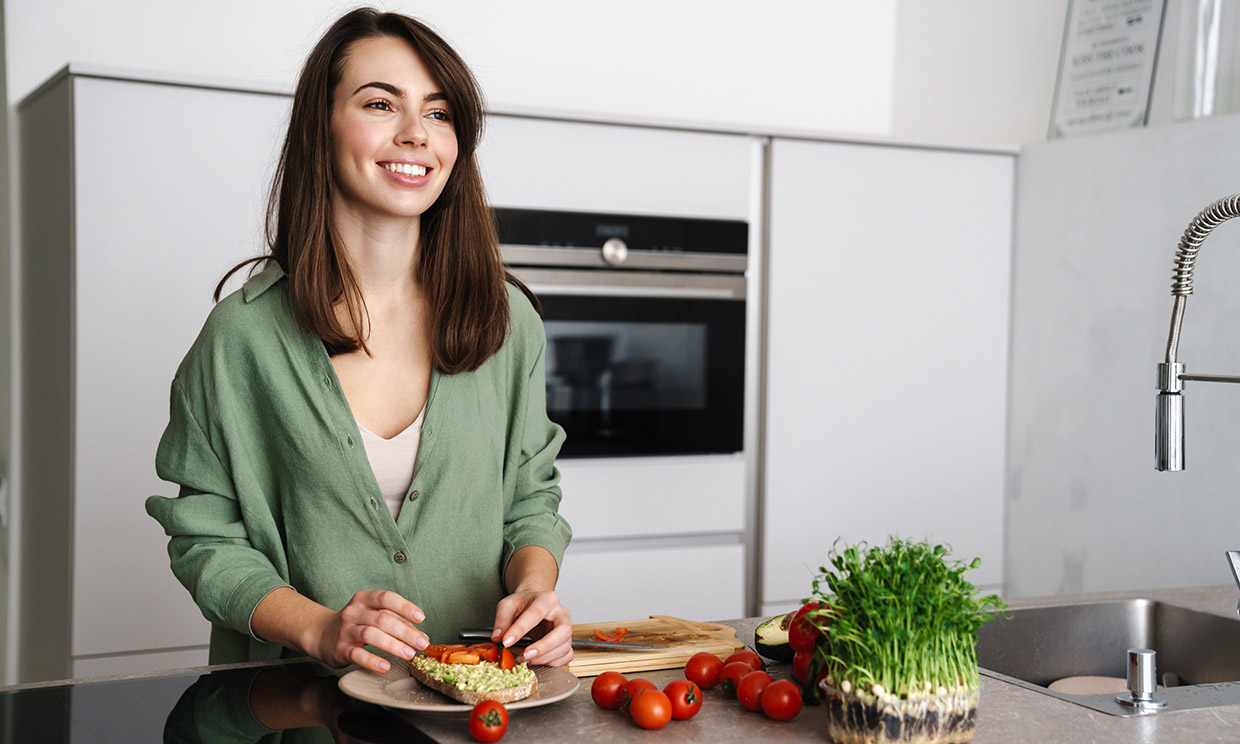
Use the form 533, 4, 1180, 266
458, 628, 669, 651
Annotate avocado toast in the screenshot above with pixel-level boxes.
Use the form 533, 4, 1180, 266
409, 643, 537, 704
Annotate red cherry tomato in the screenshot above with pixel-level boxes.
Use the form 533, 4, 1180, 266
684, 652, 724, 689
620, 678, 657, 712
792, 649, 813, 684
760, 679, 804, 721
591, 670, 628, 709
737, 670, 773, 711
662, 679, 703, 720
719, 661, 753, 697
628, 689, 672, 730
724, 648, 764, 672
788, 602, 825, 652
467, 700, 508, 742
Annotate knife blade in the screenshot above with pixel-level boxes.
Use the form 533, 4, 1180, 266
458, 628, 669, 651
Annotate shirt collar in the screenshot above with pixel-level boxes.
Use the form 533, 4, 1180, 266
242, 261, 287, 303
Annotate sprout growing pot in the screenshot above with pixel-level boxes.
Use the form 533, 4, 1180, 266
818, 681, 979, 744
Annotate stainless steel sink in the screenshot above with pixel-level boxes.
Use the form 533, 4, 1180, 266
976, 599, 1240, 715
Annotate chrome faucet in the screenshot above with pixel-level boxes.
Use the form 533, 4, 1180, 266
1155, 195, 1240, 471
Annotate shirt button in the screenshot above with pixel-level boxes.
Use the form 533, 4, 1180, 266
409, 490, 419, 501
323, 374, 332, 387
370, 498, 377, 508
347, 435, 354, 447
394, 551, 407, 564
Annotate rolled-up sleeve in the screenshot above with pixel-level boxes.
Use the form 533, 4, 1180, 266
146, 378, 291, 641
501, 322, 573, 575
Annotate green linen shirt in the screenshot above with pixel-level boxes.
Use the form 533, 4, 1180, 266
146, 262, 572, 664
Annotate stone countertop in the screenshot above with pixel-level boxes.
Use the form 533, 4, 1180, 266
406, 585, 1240, 743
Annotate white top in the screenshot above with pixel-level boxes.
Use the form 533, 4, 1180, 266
355, 405, 427, 520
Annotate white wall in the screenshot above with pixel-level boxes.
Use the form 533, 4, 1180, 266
892, 0, 1070, 145
5, 0, 897, 134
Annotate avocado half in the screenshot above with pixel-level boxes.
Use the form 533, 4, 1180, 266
754, 612, 795, 663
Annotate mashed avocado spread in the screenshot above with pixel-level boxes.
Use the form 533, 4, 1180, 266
411, 655, 535, 692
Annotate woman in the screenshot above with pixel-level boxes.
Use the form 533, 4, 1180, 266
146, 8, 573, 675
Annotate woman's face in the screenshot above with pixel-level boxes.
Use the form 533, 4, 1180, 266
329, 35, 459, 227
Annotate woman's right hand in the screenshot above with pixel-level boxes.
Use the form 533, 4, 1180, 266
306, 590, 430, 673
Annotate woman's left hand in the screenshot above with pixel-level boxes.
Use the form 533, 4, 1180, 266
490, 590, 573, 667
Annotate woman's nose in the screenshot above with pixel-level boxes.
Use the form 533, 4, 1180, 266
398, 115, 428, 147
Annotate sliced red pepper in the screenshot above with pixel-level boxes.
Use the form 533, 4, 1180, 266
447, 651, 482, 665
593, 627, 628, 642
467, 642, 500, 663
500, 646, 515, 671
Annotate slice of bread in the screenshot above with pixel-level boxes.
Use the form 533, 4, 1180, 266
409, 661, 538, 705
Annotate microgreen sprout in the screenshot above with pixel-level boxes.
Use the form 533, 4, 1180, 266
802, 536, 1005, 703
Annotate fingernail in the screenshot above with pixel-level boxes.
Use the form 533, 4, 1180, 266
379, 661, 391, 672
503, 636, 516, 647
524, 647, 539, 659
412, 610, 425, 622
402, 646, 415, 659
414, 636, 429, 650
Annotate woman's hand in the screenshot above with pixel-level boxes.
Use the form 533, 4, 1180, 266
307, 590, 430, 673
491, 589, 573, 667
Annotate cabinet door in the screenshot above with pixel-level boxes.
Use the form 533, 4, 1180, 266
71, 77, 287, 658
557, 543, 744, 624
761, 140, 1012, 608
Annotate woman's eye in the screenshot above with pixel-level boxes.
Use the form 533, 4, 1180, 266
364, 100, 393, 111
427, 109, 453, 122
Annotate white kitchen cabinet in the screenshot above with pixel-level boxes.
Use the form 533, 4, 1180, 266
18, 70, 286, 682
760, 139, 1014, 613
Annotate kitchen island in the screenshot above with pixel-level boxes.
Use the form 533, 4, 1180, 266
2, 585, 1237, 743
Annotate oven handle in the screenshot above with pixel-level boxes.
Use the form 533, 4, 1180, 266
509, 267, 746, 301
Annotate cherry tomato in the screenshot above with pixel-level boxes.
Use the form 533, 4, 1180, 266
593, 627, 628, 642
467, 643, 500, 664
788, 602, 825, 653
500, 646, 515, 671
628, 689, 672, 730
684, 651, 724, 689
760, 679, 803, 721
792, 649, 814, 684
737, 670, 773, 711
662, 679, 703, 720
719, 661, 753, 697
724, 649, 764, 672
620, 678, 657, 712
591, 671, 628, 709
467, 700, 508, 742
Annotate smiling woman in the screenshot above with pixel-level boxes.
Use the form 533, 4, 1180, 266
144, 7, 574, 676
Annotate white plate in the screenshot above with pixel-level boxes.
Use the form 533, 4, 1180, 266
338, 655, 580, 718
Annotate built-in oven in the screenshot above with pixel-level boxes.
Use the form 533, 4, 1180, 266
496, 208, 748, 458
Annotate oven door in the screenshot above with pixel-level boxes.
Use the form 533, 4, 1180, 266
513, 268, 746, 458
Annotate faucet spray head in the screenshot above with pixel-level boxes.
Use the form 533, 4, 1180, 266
1156, 362, 1184, 472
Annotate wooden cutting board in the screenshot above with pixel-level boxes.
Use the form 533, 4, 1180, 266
566, 615, 745, 677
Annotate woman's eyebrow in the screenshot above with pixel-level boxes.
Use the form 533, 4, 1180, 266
351, 84, 448, 105
352, 81, 404, 97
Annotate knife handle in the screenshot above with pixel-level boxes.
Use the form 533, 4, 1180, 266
458, 628, 532, 643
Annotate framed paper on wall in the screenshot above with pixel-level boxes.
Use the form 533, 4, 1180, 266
1049, 0, 1168, 138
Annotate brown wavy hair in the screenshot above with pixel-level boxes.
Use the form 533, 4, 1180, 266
216, 7, 535, 373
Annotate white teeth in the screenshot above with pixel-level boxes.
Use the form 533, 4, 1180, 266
383, 162, 427, 177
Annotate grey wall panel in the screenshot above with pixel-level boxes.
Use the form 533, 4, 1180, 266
1007, 112, 1240, 597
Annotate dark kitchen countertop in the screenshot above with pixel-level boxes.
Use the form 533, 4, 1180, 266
2, 585, 1238, 743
